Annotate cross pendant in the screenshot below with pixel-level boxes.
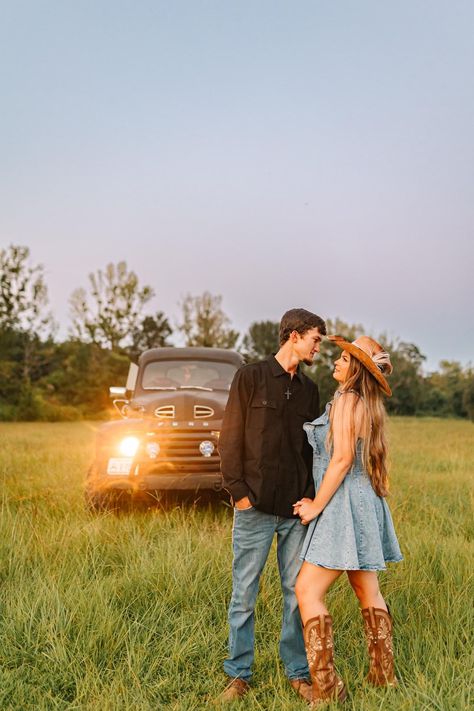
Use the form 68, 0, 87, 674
285, 387, 291, 400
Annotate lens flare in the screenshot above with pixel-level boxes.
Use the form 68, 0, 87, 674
118, 436, 140, 457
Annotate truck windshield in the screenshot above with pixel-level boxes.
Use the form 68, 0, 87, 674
142, 360, 237, 391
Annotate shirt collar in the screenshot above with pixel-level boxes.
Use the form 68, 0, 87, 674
267, 354, 304, 382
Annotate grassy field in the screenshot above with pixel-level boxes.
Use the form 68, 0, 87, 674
0, 419, 473, 710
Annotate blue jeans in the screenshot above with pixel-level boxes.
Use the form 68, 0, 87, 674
224, 506, 309, 681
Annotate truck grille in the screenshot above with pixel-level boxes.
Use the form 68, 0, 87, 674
152, 429, 220, 473
154, 405, 175, 419
194, 405, 214, 419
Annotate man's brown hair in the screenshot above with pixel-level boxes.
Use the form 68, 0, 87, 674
279, 308, 327, 346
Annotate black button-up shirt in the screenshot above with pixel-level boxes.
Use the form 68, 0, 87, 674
219, 355, 320, 518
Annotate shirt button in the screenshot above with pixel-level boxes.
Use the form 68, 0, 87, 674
262, 400, 267, 405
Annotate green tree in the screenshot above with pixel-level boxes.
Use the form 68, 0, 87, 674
242, 320, 279, 362
384, 341, 426, 415
70, 262, 154, 351
462, 369, 474, 421
437, 361, 466, 417
0, 245, 51, 335
424, 360, 470, 418
419, 380, 449, 416
0, 246, 55, 419
42, 340, 130, 418
178, 292, 239, 348
128, 311, 173, 360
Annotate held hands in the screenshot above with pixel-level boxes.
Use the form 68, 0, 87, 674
234, 496, 253, 510
293, 497, 320, 525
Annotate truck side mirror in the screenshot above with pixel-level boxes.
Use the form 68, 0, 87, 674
126, 362, 139, 392
109, 386, 127, 399
109, 363, 139, 399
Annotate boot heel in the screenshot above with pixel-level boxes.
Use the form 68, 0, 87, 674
361, 607, 398, 687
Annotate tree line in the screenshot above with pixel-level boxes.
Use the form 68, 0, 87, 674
1, 245, 473, 421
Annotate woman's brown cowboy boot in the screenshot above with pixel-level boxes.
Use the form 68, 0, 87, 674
361, 607, 397, 686
303, 615, 347, 707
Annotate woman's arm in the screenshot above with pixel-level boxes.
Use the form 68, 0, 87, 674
293, 393, 362, 525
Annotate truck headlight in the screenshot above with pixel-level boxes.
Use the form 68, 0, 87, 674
118, 436, 140, 457
199, 440, 215, 457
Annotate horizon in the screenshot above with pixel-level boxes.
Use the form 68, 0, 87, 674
6, 242, 468, 375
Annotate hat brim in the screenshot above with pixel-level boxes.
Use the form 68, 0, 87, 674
328, 335, 392, 397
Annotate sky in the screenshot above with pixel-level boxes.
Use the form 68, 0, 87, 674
1, 1, 473, 371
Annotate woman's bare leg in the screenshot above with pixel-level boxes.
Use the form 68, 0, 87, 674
347, 570, 387, 610
295, 562, 343, 624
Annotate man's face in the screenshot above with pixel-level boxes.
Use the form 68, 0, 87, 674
293, 327, 322, 365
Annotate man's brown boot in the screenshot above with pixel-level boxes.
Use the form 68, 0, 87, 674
289, 678, 313, 703
215, 677, 250, 703
361, 607, 398, 687
303, 615, 347, 707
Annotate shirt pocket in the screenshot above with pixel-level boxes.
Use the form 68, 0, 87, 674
248, 396, 277, 430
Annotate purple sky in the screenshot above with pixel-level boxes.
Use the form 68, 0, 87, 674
1, 1, 473, 370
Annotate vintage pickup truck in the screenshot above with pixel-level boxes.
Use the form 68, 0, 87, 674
85, 346, 243, 509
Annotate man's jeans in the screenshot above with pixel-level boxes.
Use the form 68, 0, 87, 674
224, 506, 309, 681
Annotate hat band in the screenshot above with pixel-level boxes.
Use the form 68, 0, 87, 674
351, 342, 393, 375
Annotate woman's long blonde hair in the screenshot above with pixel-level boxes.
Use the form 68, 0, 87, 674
326, 357, 390, 497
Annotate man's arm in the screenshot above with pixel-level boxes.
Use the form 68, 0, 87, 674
218, 367, 252, 503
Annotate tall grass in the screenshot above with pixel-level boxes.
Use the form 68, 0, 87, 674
0, 418, 473, 710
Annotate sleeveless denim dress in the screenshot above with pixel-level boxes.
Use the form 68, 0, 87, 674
300, 399, 403, 571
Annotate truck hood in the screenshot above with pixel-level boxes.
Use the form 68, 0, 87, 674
129, 388, 228, 421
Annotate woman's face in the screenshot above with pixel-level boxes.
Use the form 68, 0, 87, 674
333, 350, 351, 383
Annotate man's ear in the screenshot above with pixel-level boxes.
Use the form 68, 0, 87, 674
290, 330, 299, 343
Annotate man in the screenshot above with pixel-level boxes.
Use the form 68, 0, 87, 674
217, 308, 326, 703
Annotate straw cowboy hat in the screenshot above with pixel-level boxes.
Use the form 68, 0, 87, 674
328, 335, 393, 397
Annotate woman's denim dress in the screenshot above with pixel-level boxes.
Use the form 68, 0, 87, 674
300, 401, 403, 570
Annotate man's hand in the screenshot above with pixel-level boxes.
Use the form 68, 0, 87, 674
234, 496, 253, 510
293, 497, 320, 525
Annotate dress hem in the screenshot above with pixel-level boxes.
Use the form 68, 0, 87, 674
299, 556, 403, 571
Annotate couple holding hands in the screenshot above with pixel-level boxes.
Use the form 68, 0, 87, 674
217, 308, 402, 706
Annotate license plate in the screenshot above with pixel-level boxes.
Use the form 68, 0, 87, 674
107, 457, 133, 475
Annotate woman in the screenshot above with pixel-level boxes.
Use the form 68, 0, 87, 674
293, 335, 402, 706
